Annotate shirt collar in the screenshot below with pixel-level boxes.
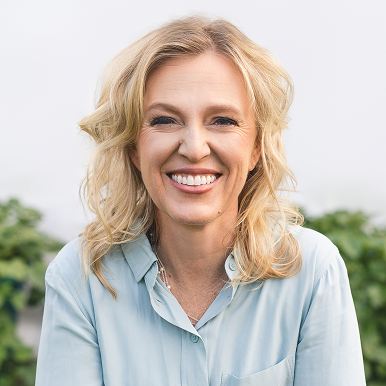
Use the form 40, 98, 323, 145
120, 233, 157, 283
120, 233, 240, 285
224, 252, 239, 281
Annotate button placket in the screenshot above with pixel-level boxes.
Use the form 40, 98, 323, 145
182, 330, 207, 386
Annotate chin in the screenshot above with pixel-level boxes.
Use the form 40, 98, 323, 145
167, 210, 220, 227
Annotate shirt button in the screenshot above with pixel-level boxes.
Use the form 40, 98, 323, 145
229, 262, 237, 271
190, 334, 199, 343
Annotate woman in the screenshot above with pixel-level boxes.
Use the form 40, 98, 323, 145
36, 16, 365, 385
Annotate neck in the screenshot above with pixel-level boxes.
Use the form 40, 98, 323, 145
155, 207, 237, 287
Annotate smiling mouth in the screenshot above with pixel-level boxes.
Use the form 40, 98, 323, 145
167, 173, 221, 186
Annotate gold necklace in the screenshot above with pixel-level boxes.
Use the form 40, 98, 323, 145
154, 249, 200, 325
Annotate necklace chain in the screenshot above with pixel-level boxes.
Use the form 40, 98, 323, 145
156, 255, 171, 290
154, 248, 200, 325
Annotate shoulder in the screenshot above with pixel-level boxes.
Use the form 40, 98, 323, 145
290, 225, 344, 284
45, 238, 96, 305
47, 237, 130, 286
46, 238, 83, 286
46, 236, 144, 299
43, 239, 98, 326
271, 226, 353, 331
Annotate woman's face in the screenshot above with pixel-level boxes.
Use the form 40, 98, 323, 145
129, 52, 260, 228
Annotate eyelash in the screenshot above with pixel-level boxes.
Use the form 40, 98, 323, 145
150, 116, 175, 125
149, 116, 238, 126
213, 117, 238, 126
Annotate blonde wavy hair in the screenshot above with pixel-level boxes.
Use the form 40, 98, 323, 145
79, 15, 303, 299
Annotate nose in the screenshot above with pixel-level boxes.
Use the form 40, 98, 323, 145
178, 124, 210, 162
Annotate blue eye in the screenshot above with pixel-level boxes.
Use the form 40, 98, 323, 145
150, 117, 175, 125
213, 117, 238, 126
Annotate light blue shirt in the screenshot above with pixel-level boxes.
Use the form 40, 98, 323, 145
36, 226, 365, 385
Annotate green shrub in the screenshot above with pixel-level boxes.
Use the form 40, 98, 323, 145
305, 210, 386, 385
0, 199, 63, 386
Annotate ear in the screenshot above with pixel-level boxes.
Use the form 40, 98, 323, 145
128, 145, 141, 171
248, 144, 261, 171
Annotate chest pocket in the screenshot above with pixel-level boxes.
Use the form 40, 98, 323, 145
220, 356, 293, 386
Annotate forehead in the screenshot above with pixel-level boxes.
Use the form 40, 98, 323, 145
144, 52, 252, 112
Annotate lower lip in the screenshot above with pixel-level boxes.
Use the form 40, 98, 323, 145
168, 175, 221, 193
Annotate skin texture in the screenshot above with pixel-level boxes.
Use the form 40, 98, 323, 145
129, 52, 260, 322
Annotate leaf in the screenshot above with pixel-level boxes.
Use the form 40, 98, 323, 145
0, 199, 62, 384
366, 284, 385, 308
0, 260, 28, 281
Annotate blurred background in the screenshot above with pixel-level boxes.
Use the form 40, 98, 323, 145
0, 0, 385, 384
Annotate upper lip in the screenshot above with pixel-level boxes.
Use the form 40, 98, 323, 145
167, 168, 221, 175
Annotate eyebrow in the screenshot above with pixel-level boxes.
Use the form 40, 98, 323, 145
146, 102, 243, 116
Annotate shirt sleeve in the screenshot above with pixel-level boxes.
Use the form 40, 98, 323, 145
35, 260, 104, 386
294, 253, 366, 385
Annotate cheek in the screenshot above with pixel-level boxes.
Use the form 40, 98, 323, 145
220, 136, 257, 171
137, 134, 175, 177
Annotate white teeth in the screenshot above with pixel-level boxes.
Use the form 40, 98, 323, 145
171, 174, 218, 186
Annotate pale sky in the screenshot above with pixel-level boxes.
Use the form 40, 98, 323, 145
1, 0, 385, 242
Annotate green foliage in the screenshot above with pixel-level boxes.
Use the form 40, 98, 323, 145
0, 199, 63, 385
305, 210, 386, 385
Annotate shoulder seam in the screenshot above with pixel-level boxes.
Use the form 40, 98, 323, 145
54, 259, 95, 329
313, 245, 340, 285
298, 247, 343, 333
